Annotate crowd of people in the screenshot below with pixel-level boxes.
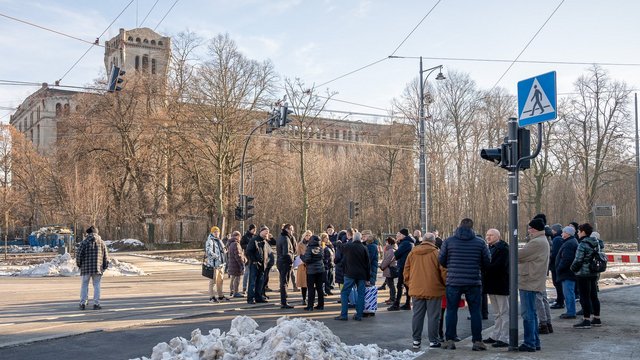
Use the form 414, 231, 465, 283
196, 214, 608, 352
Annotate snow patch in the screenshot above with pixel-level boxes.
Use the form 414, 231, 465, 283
134, 315, 423, 360
0, 253, 146, 277
132, 253, 200, 265
105, 239, 146, 252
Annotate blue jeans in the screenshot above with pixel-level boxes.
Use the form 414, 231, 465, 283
247, 263, 265, 302
340, 276, 365, 319
519, 289, 540, 349
445, 285, 482, 342
562, 280, 576, 316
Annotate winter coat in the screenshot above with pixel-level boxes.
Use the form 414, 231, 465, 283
76, 234, 109, 275
366, 242, 379, 283
226, 237, 246, 276
518, 232, 550, 292
394, 236, 415, 272
342, 240, 371, 281
438, 227, 491, 286
240, 231, 254, 252
334, 241, 345, 284
303, 238, 325, 275
323, 245, 335, 270
380, 244, 398, 278
205, 234, 227, 268
549, 235, 564, 272
555, 236, 578, 282
276, 231, 296, 266
404, 241, 447, 299
328, 232, 338, 246
482, 240, 509, 295
570, 236, 601, 278
246, 235, 271, 271
296, 240, 308, 288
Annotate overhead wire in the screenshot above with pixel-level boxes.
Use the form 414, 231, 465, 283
389, 0, 443, 57
490, 0, 566, 90
139, 0, 161, 27
154, 0, 180, 31
57, 0, 135, 84
0, 12, 104, 48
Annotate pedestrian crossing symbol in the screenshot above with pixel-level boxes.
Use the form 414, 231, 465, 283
517, 71, 557, 127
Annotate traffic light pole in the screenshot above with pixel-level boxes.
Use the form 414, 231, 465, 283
239, 116, 276, 233
507, 118, 543, 350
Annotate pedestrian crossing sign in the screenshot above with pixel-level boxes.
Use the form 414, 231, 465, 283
517, 71, 557, 127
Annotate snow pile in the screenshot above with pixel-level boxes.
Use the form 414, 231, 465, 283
5, 245, 54, 253
135, 315, 422, 360
8, 253, 146, 277
133, 253, 200, 265
105, 239, 146, 252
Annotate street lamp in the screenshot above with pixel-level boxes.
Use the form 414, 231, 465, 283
419, 58, 445, 234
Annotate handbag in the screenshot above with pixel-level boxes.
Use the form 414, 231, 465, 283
202, 255, 214, 279
389, 265, 399, 279
588, 242, 607, 273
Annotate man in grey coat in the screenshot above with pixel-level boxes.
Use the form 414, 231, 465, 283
76, 226, 109, 310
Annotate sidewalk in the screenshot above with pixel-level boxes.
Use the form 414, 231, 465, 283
416, 284, 640, 360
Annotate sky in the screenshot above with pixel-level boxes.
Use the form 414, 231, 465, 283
1, 0, 639, 124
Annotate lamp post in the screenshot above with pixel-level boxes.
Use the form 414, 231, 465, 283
418, 57, 445, 234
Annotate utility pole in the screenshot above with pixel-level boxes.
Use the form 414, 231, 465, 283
635, 93, 640, 251
506, 118, 519, 351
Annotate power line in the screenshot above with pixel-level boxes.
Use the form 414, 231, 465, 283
57, 0, 135, 84
140, 0, 161, 27
418, 56, 640, 67
154, 0, 180, 31
0, 12, 104, 48
389, 0, 443, 57
490, 0, 565, 90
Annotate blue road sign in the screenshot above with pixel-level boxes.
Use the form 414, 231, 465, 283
517, 71, 557, 127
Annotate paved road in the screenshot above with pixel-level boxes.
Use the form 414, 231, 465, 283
0, 253, 493, 359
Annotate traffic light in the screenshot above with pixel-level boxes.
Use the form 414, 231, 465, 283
278, 103, 293, 127
480, 142, 510, 169
518, 128, 531, 170
348, 200, 354, 219
244, 195, 255, 220
353, 201, 360, 217
234, 206, 244, 221
107, 65, 126, 92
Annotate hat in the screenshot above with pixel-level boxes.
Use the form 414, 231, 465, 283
86, 226, 96, 234
551, 223, 563, 234
248, 224, 256, 231
399, 228, 410, 237
562, 226, 575, 236
528, 218, 546, 231
533, 213, 547, 225
259, 225, 269, 232
210, 226, 220, 233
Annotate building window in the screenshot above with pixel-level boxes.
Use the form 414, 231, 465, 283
37, 106, 40, 120
158, 40, 163, 46
56, 103, 61, 116
135, 56, 140, 71
63, 104, 70, 115
142, 55, 149, 72
151, 40, 156, 45
36, 124, 40, 146
136, 37, 141, 43
151, 58, 156, 74
143, 39, 149, 44
30, 112, 33, 127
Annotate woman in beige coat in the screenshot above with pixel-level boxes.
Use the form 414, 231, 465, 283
297, 230, 312, 305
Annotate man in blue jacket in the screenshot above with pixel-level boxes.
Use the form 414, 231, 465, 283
556, 226, 579, 319
439, 218, 491, 351
388, 228, 415, 311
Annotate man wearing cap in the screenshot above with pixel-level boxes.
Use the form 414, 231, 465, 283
388, 228, 415, 311
276, 224, 296, 309
517, 218, 550, 352
240, 224, 257, 294
246, 226, 271, 304
205, 226, 229, 303
438, 218, 491, 351
555, 226, 579, 319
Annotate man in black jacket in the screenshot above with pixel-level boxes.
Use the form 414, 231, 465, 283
335, 231, 370, 321
276, 224, 296, 309
246, 226, 271, 304
481, 229, 509, 348
241, 224, 256, 294
556, 226, 578, 319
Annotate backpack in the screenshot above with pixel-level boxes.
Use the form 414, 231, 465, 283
588, 242, 607, 273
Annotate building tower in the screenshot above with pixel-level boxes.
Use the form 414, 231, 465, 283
103, 28, 171, 78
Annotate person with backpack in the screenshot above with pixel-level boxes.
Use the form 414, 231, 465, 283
570, 223, 602, 329
76, 226, 109, 310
